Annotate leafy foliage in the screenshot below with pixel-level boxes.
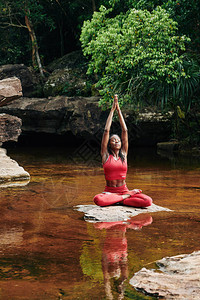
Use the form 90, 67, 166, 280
80, 5, 190, 108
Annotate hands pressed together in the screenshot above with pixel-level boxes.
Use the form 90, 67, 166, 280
111, 94, 120, 112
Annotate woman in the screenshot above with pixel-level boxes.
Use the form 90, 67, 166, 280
93, 94, 152, 207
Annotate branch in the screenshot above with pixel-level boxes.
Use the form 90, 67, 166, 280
0, 21, 27, 29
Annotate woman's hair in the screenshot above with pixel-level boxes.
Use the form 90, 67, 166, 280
108, 134, 125, 163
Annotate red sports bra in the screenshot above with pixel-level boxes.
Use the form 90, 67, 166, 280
103, 155, 127, 181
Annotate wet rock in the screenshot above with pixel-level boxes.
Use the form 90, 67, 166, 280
0, 77, 22, 107
157, 141, 180, 153
0, 113, 22, 146
0, 96, 172, 145
130, 251, 200, 300
75, 203, 172, 222
0, 148, 30, 184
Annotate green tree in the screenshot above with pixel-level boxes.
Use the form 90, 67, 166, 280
119, 0, 200, 53
0, 0, 54, 76
80, 6, 190, 108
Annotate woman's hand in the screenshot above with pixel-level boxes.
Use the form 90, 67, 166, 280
133, 189, 142, 194
114, 94, 120, 111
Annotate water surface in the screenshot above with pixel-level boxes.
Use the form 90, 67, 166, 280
0, 146, 199, 299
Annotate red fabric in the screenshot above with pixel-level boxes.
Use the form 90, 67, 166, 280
93, 184, 152, 207
103, 155, 127, 181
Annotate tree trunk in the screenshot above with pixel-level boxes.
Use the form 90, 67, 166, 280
91, 0, 96, 12
24, 15, 44, 78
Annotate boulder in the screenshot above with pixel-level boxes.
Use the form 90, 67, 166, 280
130, 251, 200, 299
44, 50, 92, 97
0, 113, 22, 146
0, 77, 22, 107
75, 203, 172, 222
0, 64, 40, 97
0, 96, 173, 145
157, 141, 180, 153
0, 148, 30, 185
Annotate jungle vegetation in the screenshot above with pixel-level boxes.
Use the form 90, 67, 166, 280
0, 0, 200, 146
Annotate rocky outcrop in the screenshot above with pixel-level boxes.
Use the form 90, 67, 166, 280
0, 77, 22, 107
0, 148, 30, 185
0, 64, 40, 97
76, 203, 171, 222
130, 251, 200, 300
0, 114, 30, 186
0, 77, 30, 185
44, 50, 92, 97
0, 96, 173, 145
0, 113, 22, 146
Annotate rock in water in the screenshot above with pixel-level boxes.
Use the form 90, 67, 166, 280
75, 203, 172, 222
130, 251, 200, 299
0, 148, 30, 185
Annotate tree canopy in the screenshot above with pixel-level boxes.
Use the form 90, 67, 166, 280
0, 0, 199, 67
80, 5, 193, 108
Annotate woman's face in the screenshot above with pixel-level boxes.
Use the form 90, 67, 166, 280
109, 135, 121, 150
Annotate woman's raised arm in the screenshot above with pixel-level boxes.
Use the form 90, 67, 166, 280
101, 100, 116, 161
115, 95, 128, 155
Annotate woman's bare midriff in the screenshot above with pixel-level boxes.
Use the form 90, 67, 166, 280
106, 179, 126, 187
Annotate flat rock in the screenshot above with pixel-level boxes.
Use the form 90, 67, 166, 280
130, 251, 200, 300
0, 148, 30, 184
75, 203, 171, 222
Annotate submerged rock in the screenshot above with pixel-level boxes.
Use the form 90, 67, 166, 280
0, 148, 30, 184
75, 203, 171, 222
130, 251, 200, 300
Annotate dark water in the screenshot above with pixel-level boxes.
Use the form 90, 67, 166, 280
0, 145, 199, 299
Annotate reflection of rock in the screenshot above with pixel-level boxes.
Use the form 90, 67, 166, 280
0, 227, 23, 247
76, 203, 171, 222
130, 251, 200, 300
0, 148, 30, 184
0, 179, 30, 188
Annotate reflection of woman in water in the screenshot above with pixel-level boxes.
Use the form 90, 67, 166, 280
94, 95, 152, 207
94, 214, 153, 300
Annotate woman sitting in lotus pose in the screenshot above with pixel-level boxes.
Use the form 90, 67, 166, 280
93, 95, 152, 207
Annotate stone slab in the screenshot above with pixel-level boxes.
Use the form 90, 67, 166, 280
75, 203, 172, 222
0, 96, 172, 146
0, 148, 30, 184
130, 251, 200, 300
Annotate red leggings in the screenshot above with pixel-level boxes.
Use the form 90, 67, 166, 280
93, 184, 152, 207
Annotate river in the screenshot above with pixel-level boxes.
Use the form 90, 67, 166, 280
0, 145, 199, 299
